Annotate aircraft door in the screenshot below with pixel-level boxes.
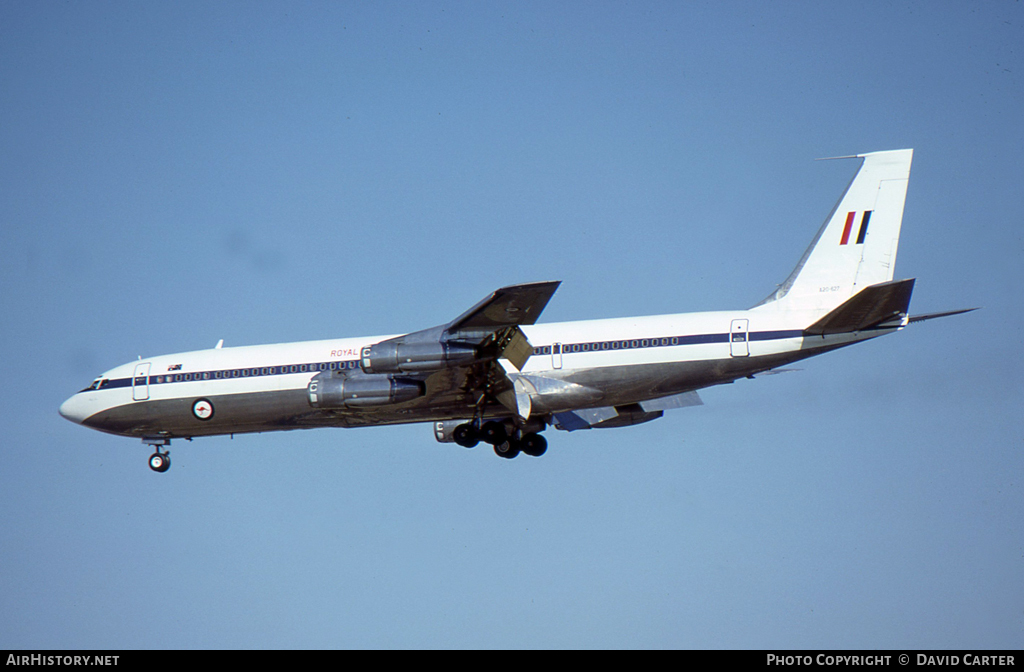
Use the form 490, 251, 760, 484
552, 343, 563, 369
730, 319, 750, 357
132, 362, 151, 401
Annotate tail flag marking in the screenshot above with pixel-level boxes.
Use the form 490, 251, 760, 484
840, 211, 856, 245
839, 211, 873, 245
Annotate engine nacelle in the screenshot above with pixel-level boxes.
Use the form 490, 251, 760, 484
308, 371, 424, 409
361, 338, 476, 375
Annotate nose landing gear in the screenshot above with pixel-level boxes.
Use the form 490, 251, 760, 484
143, 437, 172, 473
148, 451, 171, 472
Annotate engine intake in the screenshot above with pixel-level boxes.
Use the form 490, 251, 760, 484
308, 371, 424, 409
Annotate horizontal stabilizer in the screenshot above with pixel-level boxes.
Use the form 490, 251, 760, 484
447, 281, 560, 333
805, 278, 915, 336
908, 307, 979, 324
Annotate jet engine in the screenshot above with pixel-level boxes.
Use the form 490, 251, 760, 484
360, 330, 477, 375
308, 370, 424, 409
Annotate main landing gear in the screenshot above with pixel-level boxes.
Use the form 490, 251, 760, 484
452, 420, 548, 459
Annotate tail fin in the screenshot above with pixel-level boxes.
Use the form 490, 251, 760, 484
756, 149, 914, 312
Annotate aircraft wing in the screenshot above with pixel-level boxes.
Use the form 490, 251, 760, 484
352, 282, 562, 420
446, 281, 561, 333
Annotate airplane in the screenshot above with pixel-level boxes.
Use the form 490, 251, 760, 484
59, 148, 974, 472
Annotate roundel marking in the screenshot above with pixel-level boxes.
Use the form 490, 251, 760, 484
192, 398, 214, 421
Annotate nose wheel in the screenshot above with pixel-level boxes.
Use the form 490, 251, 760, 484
148, 451, 171, 472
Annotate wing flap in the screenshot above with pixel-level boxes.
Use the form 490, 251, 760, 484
494, 326, 534, 371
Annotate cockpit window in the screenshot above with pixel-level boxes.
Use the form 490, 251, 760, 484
79, 378, 108, 393
80, 379, 101, 392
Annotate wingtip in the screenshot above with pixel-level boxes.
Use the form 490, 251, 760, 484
814, 154, 861, 161
815, 148, 914, 161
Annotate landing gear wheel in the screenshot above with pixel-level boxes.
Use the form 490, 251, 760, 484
148, 452, 171, 473
481, 421, 508, 446
520, 433, 547, 457
494, 439, 521, 459
453, 423, 479, 448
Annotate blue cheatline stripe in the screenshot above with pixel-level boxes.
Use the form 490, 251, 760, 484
533, 333, 726, 356
88, 359, 364, 392
533, 329, 804, 356
85, 329, 809, 392
749, 329, 804, 342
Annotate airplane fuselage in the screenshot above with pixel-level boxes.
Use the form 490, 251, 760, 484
59, 307, 892, 440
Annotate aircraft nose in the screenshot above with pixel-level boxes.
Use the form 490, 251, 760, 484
59, 394, 90, 424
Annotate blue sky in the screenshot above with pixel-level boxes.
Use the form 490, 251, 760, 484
1, 1, 1021, 649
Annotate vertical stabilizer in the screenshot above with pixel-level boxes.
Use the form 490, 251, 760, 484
756, 149, 913, 312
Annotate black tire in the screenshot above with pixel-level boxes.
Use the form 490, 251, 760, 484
149, 453, 171, 473
494, 440, 521, 459
521, 433, 547, 457
453, 423, 479, 448
481, 421, 508, 446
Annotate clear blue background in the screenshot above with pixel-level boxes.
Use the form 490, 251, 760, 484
1, 1, 1021, 649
